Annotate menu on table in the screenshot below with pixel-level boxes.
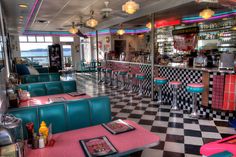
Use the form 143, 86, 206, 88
220, 137, 236, 145
79, 136, 117, 157
48, 97, 65, 103
68, 92, 86, 97
102, 119, 135, 135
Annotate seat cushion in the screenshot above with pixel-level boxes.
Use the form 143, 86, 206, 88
24, 75, 39, 83
49, 73, 60, 81
9, 107, 39, 139
38, 74, 50, 82
45, 82, 63, 95
61, 81, 77, 93
38, 103, 67, 134
28, 84, 47, 97
135, 73, 145, 80
88, 96, 111, 126
187, 83, 204, 93
66, 100, 91, 130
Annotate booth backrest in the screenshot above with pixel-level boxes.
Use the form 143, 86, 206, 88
17, 80, 77, 97
21, 73, 60, 84
8, 96, 111, 138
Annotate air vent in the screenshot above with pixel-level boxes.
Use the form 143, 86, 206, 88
34, 20, 50, 24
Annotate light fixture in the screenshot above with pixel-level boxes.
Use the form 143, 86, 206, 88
146, 22, 152, 29
86, 10, 98, 28
19, 4, 28, 8
19, 16, 24, 19
68, 22, 78, 34
199, 8, 215, 19
122, 0, 140, 14
117, 29, 125, 35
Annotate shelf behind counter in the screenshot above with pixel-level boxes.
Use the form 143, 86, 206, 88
105, 60, 236, 120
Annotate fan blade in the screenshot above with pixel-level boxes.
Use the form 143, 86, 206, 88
76, 29, 88, 38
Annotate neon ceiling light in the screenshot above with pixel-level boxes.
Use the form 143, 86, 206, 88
25, 0, 40, 30
182, 9, 236, 23
23, 31, 74, 36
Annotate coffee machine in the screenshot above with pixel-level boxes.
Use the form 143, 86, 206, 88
0, 114, 24, 157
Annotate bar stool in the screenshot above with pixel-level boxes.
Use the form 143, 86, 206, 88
169, 81, 181, 110
106, 68, 113, 86
112, 70, 120, 88
97, 66, 103, 83
135, 73, 145, 96
101, 67, 108, 84
154, 77, 168, 104
186, 83, 204, 118
118, 70, 128, 90
128, 72, 135, 93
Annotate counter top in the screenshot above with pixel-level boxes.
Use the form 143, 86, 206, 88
106, 60, 235, 73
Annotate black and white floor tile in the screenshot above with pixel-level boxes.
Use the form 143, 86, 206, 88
75, 73, 236, 157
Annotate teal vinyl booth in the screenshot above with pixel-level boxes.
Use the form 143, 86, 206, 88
8, 96, 111, 138
17, 80, 77, 97
20, 73, 60, 84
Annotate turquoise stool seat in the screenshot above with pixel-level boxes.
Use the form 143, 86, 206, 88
136, 73, 145, 80
118, 70, 128, 75
106, 68, 112, 73
186, 83, 205, 118
187, 83, 205, 93
154, 77, 167, 85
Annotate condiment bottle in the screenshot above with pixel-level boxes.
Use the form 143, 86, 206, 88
38, 134, 45, 149
39, 121, 49, 139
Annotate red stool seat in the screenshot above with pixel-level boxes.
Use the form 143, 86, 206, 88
187, 83, 204, 88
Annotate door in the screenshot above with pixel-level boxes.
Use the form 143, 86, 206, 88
62, 45, 72, 67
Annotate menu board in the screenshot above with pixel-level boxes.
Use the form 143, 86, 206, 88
102, 119, 135, 135
79, 136, 117, 157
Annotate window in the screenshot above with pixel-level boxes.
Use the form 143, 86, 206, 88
59, 36, 74, 42
19, 35, 53, 66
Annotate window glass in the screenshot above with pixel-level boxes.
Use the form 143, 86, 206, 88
18, 35, 56, 66
36, 36, 44, 42
59, 36, 74, 42
44, 36, 53, 42
28, 36, 36, 42
19, 36, 27, 42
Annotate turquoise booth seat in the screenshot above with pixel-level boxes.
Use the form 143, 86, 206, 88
17, 80, 77, 97
8, 96, 111, 138
21, 73, 60, 84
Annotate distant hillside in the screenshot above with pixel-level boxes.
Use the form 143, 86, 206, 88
22, 48, 71, 52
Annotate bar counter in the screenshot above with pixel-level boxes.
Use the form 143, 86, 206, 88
105, 60, 236, 120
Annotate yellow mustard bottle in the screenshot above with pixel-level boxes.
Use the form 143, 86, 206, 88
39, 121, 49, 138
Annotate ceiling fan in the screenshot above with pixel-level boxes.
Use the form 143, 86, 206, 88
100, 1, 129, 19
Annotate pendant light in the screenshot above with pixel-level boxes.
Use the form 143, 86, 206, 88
199, 8, 215, 19
117, 24, 125, 35
122, 0, 140, 14
69, 22, 78, 34
86, 10, 98, 28
146, 22, 152, 29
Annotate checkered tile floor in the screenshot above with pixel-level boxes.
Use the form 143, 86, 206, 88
75, 73, 236, 157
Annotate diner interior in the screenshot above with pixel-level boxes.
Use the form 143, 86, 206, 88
0, 0, 236, 157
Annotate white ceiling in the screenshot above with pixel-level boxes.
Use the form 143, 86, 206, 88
1, 0, 235, 34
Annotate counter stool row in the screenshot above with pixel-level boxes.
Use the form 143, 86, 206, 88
154, 77, 204, 118
98, 66, 204, 119
97, 65, 146, 95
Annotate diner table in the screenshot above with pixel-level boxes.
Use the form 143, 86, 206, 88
200, 135, 236, 157
20, 93, 91, 107
25, 120, 160, 157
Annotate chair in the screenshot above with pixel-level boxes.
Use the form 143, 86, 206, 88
154, 77, 168, 104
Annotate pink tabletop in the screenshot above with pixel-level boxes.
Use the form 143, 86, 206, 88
200, 135, 236, 157
25, 120, 160, 157
20, 93, 91, 107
